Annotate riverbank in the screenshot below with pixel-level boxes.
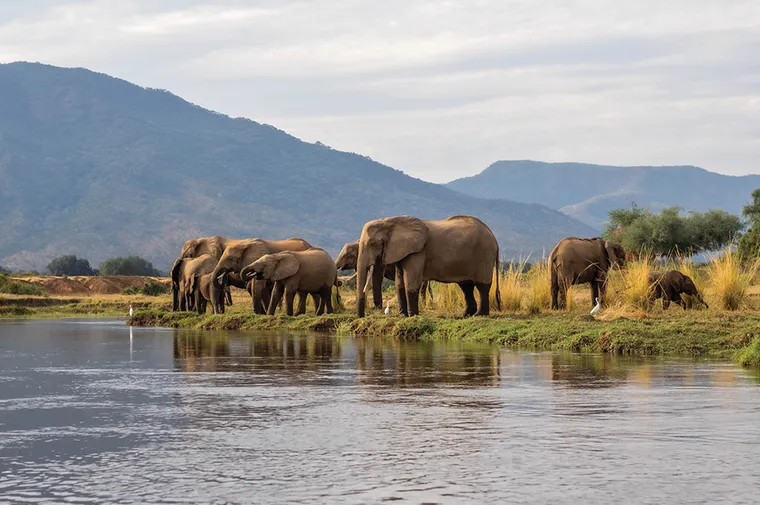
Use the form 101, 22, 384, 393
128, 308, 760, 367
0, 294, 167, 319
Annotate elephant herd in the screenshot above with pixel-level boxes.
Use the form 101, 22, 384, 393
171, 214, 502, 317
170, 218, 707, 319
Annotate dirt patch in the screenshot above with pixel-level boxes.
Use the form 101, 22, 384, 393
42, 277, 90, 295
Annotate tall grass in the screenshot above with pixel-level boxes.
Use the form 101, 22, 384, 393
707, 248, 760, 310
525, 260, 551, 313
494, 262, 524, 312
607, 257, 652, 309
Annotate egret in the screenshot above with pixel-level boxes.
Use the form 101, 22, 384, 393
129, 304, 134, 317
590, 297, 601, 315
384, 301, 391, 314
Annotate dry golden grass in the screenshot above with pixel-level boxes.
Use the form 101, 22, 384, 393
707, 249, 760, 310
607, 257, 652, 310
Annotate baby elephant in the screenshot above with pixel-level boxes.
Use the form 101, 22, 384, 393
648, 270, 708, 310
241, 248, 338, 316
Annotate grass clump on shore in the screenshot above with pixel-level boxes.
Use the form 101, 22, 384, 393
708, 249, 760, 310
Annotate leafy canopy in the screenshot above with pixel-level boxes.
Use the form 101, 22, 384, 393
603, 203, 742, 257
99, 256, 162, 276
738, 188, 760, 259
46, 255, 95, 276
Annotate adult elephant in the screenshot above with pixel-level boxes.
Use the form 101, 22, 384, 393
171, 236, 250, 311
549, 237, 626, 310
355, 215, 501, 318
175, 254, 218, 311
336, 241, 433, 310
211, 238, 312, 314
647, 270, 708, 310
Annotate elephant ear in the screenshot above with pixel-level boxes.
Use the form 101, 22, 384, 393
273, 253, 300, 281
604, 240, 624, 269
383, 216, 429, 264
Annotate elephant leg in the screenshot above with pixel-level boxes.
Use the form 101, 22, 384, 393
459, 281, 477, 317
673, 293, 686, 310
295, 292, 308, 316
322, 286, 334, 314
590, 279, 600, 309
662, 297, 670, 310
419, 280, 428, 306
225, 286, 233, 306
312, 293, 322, 315
284, 288, 297, 317
474, 282, 491, 316
267, 283, 285, 316
372, 262, 385, 310
253, 280, 268, 314
394, 264, 409, 316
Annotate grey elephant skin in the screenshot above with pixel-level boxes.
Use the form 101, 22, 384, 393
211, 238, 312, 314
647, 270, 708, 310
242, 248, 339, 316
335, 241, 432, 310
354, 215, 501, 318
174, 254, 217, 312
549, 237, 626, 310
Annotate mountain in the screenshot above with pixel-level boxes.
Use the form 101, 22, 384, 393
0, 63, 596, 271
446, 160, 760, 229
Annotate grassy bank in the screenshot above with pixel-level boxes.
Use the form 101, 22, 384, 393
0, 294, 169, 319
128, 308, 760, 366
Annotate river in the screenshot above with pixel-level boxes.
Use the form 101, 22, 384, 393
1, 319, 759, 504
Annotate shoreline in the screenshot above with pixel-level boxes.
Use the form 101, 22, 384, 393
127, 308, 760, 368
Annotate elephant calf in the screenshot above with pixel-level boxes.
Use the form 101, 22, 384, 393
196, 272, 228, 314
647, 270, 708, 310
241, 248, 339, 316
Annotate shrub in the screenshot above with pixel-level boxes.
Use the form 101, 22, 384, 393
121, 280, 168, 296
0, 265, 9, 275
100, 256, 161, 276
707, 248, 760, 310
46, 255, 95, 276
0, 275, 45, 296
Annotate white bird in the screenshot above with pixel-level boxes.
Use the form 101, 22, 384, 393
129, 304, 134, 317
590, 297, 601, 315
384, 301, 391, 314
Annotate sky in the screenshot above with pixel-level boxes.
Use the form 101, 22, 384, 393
0, 0, 758, 183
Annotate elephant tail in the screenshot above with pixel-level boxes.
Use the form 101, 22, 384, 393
333, 274, 343, 309
494, 246, 502, 311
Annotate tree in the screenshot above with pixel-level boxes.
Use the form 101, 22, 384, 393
46, 255, 95, 276
0, 265, 9, 275
738, 188, 760, 259
603, 204, 743, 257
99, 256, 162, 276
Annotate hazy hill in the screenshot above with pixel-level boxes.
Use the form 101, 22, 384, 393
0, 63, 596, 271
446, 160, 760, 228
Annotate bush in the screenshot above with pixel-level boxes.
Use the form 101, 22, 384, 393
708, 248, 760, 310
46, 255, 95, 276
121, 280, 168, 296
100, 256, 161, 276
0, 275, 45, 296
0, 265, 9, 275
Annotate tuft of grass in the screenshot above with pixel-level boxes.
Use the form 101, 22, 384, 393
525, 261, 551, 313
737, 337, 760, 368
608, 256, 652, 310
496, 263, 524, 312
708, 248, 760, 310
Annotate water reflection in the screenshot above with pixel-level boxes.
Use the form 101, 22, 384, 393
1, 320, 759, 505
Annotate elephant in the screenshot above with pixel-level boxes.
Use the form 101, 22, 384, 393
549, 237, 626, 310
647, 270, 708, 310
355, 215, 501, 318
211, 237, 312, 314
207, 272, 251, 314
336, 241, 433, 310
241, 248, 339, 316
171, 236, 250, 311
174, 254, 218, 311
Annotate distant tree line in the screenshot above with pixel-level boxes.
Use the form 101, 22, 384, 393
43, 255, 163, 277
602, 203, 743, 258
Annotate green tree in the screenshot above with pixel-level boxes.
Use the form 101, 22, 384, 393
0, 265, 10, 275
738, 188, 760, 259
99, 256, 161, 276
604, 204, 742, 257
46, 255, 95, 276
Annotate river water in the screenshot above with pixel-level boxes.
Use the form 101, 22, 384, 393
0, 319, 759, 504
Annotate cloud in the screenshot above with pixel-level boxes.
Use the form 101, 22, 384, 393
0, 0, 758, 182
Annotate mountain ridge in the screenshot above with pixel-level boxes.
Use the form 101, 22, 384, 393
0, 62, 596, 271
446, 160, 760, 228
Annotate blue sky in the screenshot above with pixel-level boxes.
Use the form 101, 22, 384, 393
1, 0, 758, 182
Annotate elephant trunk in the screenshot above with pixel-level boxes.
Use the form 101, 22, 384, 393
170, 258, 184, 312
211, 265, 229, 290
240, 264, 257, 283
356, 257, 370, 317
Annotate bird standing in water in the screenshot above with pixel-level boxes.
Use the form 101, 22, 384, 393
590, 297, 601, 315
384, 301, 391, 314
129, 304, 134, 317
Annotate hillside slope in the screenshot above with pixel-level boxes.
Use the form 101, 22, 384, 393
0, 63, 596, 270
446, 160, 760, 228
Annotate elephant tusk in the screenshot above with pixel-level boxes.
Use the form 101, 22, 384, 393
363, 267, 373, 294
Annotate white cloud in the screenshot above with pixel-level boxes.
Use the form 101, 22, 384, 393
0, 0, 758, 182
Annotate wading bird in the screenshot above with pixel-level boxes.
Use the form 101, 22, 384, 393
590, 297, 601, 315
